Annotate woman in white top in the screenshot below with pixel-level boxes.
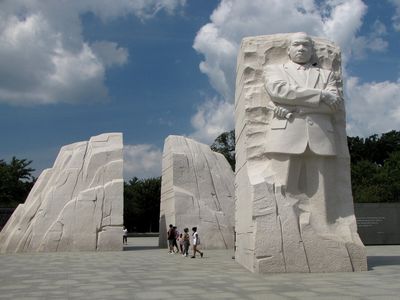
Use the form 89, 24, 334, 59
123, 226, 128, 245
191, 227, 204, 258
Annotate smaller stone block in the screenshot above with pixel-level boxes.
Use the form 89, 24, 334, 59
159, 135, 235, 249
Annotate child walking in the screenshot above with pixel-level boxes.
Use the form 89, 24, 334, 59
191, 227, 204, 258
182, 228, 190, 257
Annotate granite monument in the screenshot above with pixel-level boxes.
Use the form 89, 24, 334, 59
0, 133, 124, 252
234, 33, 367, 273
159, 135, 235, 250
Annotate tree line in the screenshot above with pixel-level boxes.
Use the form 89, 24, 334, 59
1, 130, 399, 232
348, 131, 400, 203
124, 177, 161, 233
0, 157, 35, 208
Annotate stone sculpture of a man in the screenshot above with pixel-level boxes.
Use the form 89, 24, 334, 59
234, 32, 367, 273
263, 32, 342, 197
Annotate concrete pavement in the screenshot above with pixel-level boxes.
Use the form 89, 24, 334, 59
0, 237, 399, 299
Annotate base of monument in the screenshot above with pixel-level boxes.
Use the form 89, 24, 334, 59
235, 179, 367, 273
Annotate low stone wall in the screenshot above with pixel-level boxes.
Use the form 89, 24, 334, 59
128, 232, 159, 237
355, 203, 400, 245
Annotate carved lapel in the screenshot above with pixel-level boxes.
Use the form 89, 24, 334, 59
283, 63, 304, 86
306, 67, 320, 88
282, 62, 321, 88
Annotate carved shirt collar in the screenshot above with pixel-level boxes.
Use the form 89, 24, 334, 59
287, 60, 312, 70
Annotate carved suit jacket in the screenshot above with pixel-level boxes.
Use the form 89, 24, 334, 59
264, 61, 340, 156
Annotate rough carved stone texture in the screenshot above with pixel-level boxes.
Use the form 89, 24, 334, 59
235, 33, 367, 273
159, 135, 235, 249
0, 133, 123, 253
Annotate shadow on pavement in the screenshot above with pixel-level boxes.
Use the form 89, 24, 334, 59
123, 245, 160, 251
367, 256, 400, 270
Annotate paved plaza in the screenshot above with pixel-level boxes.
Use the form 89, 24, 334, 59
0, 237, 399, 300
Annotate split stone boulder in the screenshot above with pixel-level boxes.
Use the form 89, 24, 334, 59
0, 133, 124, 252
159, 135, 235, 249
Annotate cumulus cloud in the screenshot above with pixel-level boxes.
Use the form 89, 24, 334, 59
0, 0, 185, 105
388, 0, 400, 31
352, 20, 388, 59
345, 77, 400, 137
192, 0, 396, 140
321, 0, 366, 59
91, 41, 129, 67
124, 144, 163, 180
82, 0, 186, 21
189, 97, 234, 144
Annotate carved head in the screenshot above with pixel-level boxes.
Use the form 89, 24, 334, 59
287, 32, 314, 64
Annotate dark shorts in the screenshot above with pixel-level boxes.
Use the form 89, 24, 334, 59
168, 239, 174, 247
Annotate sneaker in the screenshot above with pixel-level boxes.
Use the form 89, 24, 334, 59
200, 252, 203, 258
191, 256, 195, 258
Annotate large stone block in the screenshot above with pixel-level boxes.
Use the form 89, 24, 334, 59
0, 133, 124, 253
159, 135, 235, 249
235, 33, 367, 273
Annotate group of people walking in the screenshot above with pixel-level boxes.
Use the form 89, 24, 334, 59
167, 224, 204, 258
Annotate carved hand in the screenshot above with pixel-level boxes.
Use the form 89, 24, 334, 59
274, 106, 292, 119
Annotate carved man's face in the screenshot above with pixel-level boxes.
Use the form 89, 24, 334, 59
288, 34, 313, 64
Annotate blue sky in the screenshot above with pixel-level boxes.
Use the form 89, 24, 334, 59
0, 0, 400, 180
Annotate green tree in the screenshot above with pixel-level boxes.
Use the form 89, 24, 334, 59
349, 130, 400, 202
374, 130, 400, 164
211, 130, 235, 171
348, 130, 400, 165
0, 157, 35, 207
351, 160, 384, 203
347, 136, 367, 165
378, 151, 400, 202
124, 176, 161, 232
351, 152, 400, 203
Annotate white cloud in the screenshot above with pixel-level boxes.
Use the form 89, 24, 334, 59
91, 41, 129, 67
345, 77, 400, 137
189, 98, 234, 145
352, 20, 388, 59
321, 0, 366, 60
388, 0, 400, 31
82, 0, 186, 21
192, 0, 397, 139
124, 144, 162, 180
0, 0, 186, 105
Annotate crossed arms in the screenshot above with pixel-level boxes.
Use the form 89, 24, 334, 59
264, 64, 343, 117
